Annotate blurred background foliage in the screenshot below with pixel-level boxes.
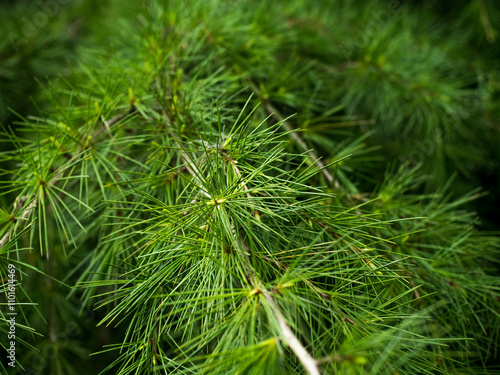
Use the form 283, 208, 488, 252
0, 0, 111, 124
3, 0, 498, 227
0, 0, 499, 373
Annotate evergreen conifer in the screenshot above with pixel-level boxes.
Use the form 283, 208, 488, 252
1, 1, 499, 374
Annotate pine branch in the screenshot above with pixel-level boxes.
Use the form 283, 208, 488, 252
0, 105, 136, 252
173, 129, 322, 374
230, 159, 322, 375
4, 1, 499, 373
231, 159, 260, 219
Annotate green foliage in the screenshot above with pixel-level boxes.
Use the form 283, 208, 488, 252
0, 0, 106, 124
0, 1, 499, 374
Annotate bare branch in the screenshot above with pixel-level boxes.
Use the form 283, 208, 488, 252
264, 292, 321, 375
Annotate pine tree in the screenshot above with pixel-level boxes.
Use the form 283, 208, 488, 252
1, 1, 499, 374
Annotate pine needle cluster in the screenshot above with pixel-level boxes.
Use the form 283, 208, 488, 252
0, 1, 499, 374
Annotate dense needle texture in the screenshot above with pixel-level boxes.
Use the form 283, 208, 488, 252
0, 1, 499, 374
